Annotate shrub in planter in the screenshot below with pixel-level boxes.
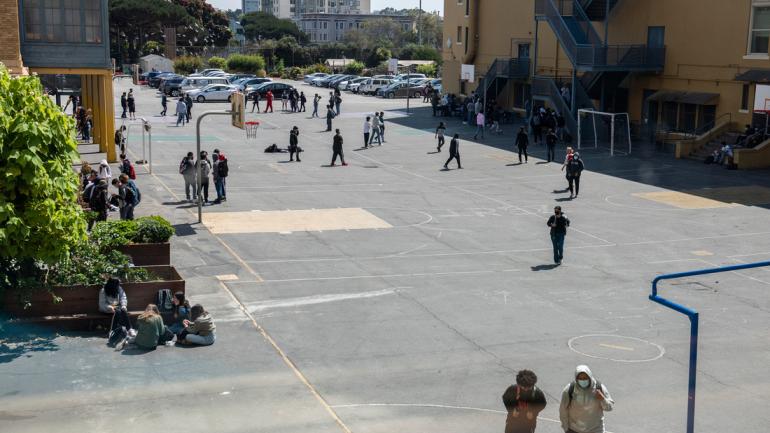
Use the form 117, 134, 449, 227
134, 216, 174, 244
90, 220, 138, 249
48, 241, 155, 287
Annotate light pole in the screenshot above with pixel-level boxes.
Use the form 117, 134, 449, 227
418, 0, 423, 45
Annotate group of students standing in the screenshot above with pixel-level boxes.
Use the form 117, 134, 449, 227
78, 157, 141, 226
179, 149, 229, 204
100, 277, 216, 350
361, 112, 386, 148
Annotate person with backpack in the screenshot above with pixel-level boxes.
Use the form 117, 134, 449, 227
502, 369, 547, 433
99, 277, 132, 347
435, 121, 446, 152
378, 112, 386, 142
547, 206, 570, 264
179, 151, 197, 201
565, 152, 585, 198
444, 133, 462, 170
213, 149, 229, 203
546, 128, 558, 162
112, 176, 136, 220
178, 304, 216, 346
516, 127, 529, 163
330, 129, 347, 166
160, 93, 167, 116
121, 173, 140, 207
176, 97, 187, 127
127, 89, 136, 120
335, 93, 342, 115
89, 178, 110, 226
212, 149, 221, 201
370, 114, 382, 146
114, 125, 127, 154
196, 151, 212, 203
559, 365, 614, 433
119, 154, 135, 180
326, 104, 336, 132
250, 90, 261, 113
289, 127, 301, 162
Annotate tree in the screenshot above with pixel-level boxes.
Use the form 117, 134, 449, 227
399, 44, 442, 64
174, 55, 203, 74
109, 0, 192, 62
0, 67, 86, 267
344, 61, 365, 75
241, 12, 308, 43
172, 0, 232, 49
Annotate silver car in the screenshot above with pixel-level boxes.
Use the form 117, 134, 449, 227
186, 84, 239, 102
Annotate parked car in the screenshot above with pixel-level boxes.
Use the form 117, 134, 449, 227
393, 73, 428, 83
246, 82, 295, 98
359, 78, 393, 95
378, 81, 426, 99
185, 84, 239, 102
372, 74, 395, 80
346, 77, 370, 92
316, 74, 343, 87
228, 73, 256, 83
236, 77, 272, 91
336, 76, 361, 90
304, 72, 329, 83
180, 76, 231, 92
199, 69, 224, 76
161, 77, 185, 96
149, 72, 177, 88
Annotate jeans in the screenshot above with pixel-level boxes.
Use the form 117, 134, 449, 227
551, 233, 565, 263
547, 144, 555, 162
327, 118, 332, 131
568, 176, 580, 196
186, 332, 215, 346
370, 128, 382, 145
83, 126, 91, 142
184, 177, 197, 200
161, 104, 167, 116
120, 203, 135, 220
176, 112, 186, 126
312, 104, 318, 117
474, 124, 484, 138
380, 126, 385, 142
215, 177, 226, 199
335, 102, 341, 114
198, 180, 209, 202
437, 136, 445, 150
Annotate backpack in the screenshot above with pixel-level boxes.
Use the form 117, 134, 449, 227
218, 159, 229, 178
107, 326, 128, 347
179, 158, 190, 174
567, 381, 602, 406
336, 96, 342, 104
156, 289, 174, 312
128, 164, 136, 180
264, 144, 279, 153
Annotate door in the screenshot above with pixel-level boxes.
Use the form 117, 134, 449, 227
518, 43, 531, 59
647, 27, 665, 48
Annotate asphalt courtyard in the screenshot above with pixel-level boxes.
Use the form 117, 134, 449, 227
2, 78, 770, 433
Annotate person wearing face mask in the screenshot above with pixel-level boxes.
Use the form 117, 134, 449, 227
502, 369, 547, 433
547, 206, 570, 265
559, 365, 614, 433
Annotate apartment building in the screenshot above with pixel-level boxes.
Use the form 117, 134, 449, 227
443, 0, 770, 147
249, 0, 371, 19
299, 13, 415, 43
2, 0, 116, 161
243, 0, 262, 14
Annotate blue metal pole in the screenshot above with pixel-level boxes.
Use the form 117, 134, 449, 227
687, 313, 699, 433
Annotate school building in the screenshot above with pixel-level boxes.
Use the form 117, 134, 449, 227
442, 0, 770, 167
1, 0, 116, 162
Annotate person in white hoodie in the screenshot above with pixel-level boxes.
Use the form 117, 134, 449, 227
559, 365, 614, 433
98, 159, 112, 182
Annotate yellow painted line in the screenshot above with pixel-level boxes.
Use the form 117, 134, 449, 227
599, 343, 635, 352
632, 191, 733, 209
691, 250, 714, 256
217, 281, 353, 433
216, 274, 240, 281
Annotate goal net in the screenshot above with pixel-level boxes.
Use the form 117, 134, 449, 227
577, 109, 632, 156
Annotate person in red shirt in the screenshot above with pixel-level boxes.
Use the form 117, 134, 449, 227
265, 90, 274, 113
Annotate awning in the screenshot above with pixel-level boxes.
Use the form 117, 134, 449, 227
647, 90, 719, 105
735, 69, 770, 83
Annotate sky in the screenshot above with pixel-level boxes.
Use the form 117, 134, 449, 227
207, 0, 444, 14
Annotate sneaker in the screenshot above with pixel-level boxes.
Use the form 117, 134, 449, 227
330, 163, 336, 167
342, 163, 348, 166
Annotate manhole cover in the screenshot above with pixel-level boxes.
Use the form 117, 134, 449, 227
568, 334, 665, 363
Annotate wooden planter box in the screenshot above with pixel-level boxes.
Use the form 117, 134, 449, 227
115, 242, 171, 266
2, 265, 184, 319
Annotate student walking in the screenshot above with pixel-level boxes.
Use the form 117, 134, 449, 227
196, 151, 212, 203
265, 90, 274, 113
330, 129, 347, 166
444, 134, 462, 169
289, 127, 301, 162
547, 206, 570, 264
363, 116, 372, 148
515, 127, 529, 163
160, 93, 167, 116
502, 370, 547, 433
179, 151, 197, 201
474, 111, 485, 140
127, 89, 136, 120
370, 114, 382, 146
175, 98, 187, 126
546, 128, 558, 162
300, 92, 307, 112
564, 152, 584, 198
435, 121, 446, 152
120, 92, 127, 118
312, 94, 320, 117
250, 91, 261, 113
185, 94, 193, 122
82, 109, 93, 142
559, 365, 614, 433
326, 105, 335, 131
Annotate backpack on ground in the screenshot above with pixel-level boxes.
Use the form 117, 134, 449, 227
156, 289, 174, 312
107, 326, 128, 347
264, 144, 279, 153
218, 159, 229, 178
567, 380, 602, 406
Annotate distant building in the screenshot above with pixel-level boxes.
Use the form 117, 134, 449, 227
298, 13, 415, 43
229, 17, 246, 45
243, 0, 371, 20
242, 0, 261, 14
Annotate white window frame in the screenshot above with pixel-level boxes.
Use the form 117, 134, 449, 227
747, 1, 770, 58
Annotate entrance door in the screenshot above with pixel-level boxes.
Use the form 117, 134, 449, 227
647, 26, 665, 48
518, 43, 531, 59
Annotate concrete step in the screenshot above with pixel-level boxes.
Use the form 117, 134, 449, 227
75, 151, 108, 166
77, 144, 100, 154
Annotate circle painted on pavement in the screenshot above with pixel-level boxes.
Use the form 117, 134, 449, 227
568, 334, 665, 363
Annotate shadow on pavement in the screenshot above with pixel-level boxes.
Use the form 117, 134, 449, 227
0, 318, 61, 364
531, 264, 560, 271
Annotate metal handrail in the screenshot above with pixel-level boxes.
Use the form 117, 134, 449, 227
532, 76, 578, 134
649, 261, 770, 433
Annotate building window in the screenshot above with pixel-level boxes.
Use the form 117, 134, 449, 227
23, 0, 42, 41
466, 0, 470, 16
699, 105, 716, 128
741, 84, 750, 110
23, 0, 102, 43
456, 26, 462, 44
63, 0, 82, 43
662, 101, 678, 130
678, 103, 697, 131
749, 3, 770, 54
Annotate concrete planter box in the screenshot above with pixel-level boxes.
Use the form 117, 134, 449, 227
115, 242, 171, 266
2, 265, 184, 319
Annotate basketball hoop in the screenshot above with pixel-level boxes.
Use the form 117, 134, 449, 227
245, 121, 260, 140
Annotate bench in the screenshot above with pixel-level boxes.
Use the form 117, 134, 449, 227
3, 266, 185, 331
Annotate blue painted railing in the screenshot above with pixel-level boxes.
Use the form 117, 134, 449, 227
648, 260, 770, 433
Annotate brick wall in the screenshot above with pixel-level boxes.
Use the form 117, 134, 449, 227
0, 0, 24, 72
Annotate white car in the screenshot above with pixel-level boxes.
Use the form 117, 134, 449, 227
186, 84, 239, 102
347, 77, 370, 93
304, 72, 329, 83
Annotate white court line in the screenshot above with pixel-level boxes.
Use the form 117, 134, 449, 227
727, 251, 770, 258
246, 288, 399, 312
235, 268, 523, 283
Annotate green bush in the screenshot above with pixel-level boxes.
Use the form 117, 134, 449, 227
305, 63, 331, 74
256, 69, 267, 78
134, 216, 175, 244
174, 56, 203, 75
344, 61, 365, 75
48, 241, 155, 286
416, 63, 437, 77
90, 220, 138, 249
207, 56, 227, 69
226, 54, 266, 73
285, 66, 304, 80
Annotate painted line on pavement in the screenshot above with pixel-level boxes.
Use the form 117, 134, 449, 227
246, 288, 400, 312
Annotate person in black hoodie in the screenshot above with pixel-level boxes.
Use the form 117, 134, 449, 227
565, 152, 585, 198
502, 369, 547, 433
289, 126, 301, 162
515, 127, 529, 163
547, 206, 570, 264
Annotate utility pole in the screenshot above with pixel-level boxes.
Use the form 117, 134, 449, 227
418, 0, 423, 45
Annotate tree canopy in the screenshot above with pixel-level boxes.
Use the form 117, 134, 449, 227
241, 12, 308, 43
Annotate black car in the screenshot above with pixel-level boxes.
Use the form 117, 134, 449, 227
149, 72, 177, 88
162, 77, 185, 96
246, 82, 295, 99
237, 77, 272, 91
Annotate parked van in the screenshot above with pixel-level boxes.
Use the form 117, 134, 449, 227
180, 77, 230, 92
393, 73, 427, 82
359, 78, 393, 96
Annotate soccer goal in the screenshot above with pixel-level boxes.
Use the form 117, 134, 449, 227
577, 109, 632, 156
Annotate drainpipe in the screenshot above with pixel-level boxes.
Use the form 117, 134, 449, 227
463, 0, 479, 66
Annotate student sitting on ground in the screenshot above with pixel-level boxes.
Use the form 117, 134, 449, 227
178, 304, 216, 346
122, 304, 175, 350
169, 292, 191, 336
